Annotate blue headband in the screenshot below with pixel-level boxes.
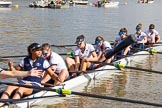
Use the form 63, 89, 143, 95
136, 25, 141, 30
95, 40, 101, 45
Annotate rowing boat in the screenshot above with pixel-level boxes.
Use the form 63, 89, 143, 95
2, 43, 162, 108
137, 0, 154, 4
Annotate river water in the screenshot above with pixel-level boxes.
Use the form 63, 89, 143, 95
0, 0, 162, 107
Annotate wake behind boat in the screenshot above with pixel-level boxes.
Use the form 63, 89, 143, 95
1, 42, 162, 108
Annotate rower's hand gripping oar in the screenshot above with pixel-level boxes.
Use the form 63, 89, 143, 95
105, 34, 136, 59
0, 81, 162, 107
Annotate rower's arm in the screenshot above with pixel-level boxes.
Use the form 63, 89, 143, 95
88, 51, 98, 62
8, 61, 22, 71
0, 70, 41, 79
46, 67, 60, 81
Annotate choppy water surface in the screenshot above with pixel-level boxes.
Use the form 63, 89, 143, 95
0, 0, 162, 107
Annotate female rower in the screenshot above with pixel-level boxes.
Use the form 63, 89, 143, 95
94, 36, 113, 63
0, 68, 42, 79
41, 43, 69, 86
114, 28, 130, 59
0, 43, 60, 106
65, 35, 98, 75
133, 24, 147, 49
145, 24, 160, 45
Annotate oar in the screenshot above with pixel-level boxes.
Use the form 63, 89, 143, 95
51, 44, 79, 47
0, 55, 27, 58
105, 34, 136, 59
155, 42, 162, 44
93, 62, 162, 74
0, 95, 63, 104
131, 47, 162, 54
0, 81, 162, 107
0, 52, 74, 58
51, 42, 114, 48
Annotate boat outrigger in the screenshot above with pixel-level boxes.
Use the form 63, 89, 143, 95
1, 35, 162, 108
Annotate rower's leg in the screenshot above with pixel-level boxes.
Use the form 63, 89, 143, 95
0, 85, 18, 106
65, 57, 75, 71
13, 86, 33, 99
80, 61, 87, 72
58, 69, 69, 83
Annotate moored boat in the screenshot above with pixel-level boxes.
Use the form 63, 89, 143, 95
29, 0, 62, 9
0, 1, 12, 7
137, 0, 154, 4
69, 0, 88, 5
103, 1, 119, 8
93, 1, 119, 8
1, 42, 162, 108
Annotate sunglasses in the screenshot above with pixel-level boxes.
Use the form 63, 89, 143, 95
76, 41, 83, 45
42, 52, 48, 56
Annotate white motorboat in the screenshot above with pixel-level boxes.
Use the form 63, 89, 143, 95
138, 0, 154, 4
0, 1, 12, 7
103, 1, 119, 8
69, 0, 88, 5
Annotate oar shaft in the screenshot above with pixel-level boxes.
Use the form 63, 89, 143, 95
131, 47, 162, 54
51, 42, 114, 48
0, 52, 74, 58
51, 44, 77, 47
71, 91, 162, 107
0, 82, 56, 92
0, 95, 62, 103
0, 55, 27, 58
125, 66, 162, 74
1, 81, 162, 107
93, 62, 162, 74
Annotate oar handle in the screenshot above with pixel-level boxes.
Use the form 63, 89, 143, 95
59, 52, 75, 57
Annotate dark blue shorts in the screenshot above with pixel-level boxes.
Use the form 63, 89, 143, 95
88, 62, 95, 70
18, 80, 41, 94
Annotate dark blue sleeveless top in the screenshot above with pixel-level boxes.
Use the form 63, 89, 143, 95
22, 56, 45, 84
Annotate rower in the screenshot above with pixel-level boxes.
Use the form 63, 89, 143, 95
41, 43, 69, 86
94, 36, 113, 64
133, 24, 147, 49
65, 35, 98, 76
145, 24, 161, 45
114, 28, 130, 59
0, 43, 60, 106
105, 34, 136, 59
